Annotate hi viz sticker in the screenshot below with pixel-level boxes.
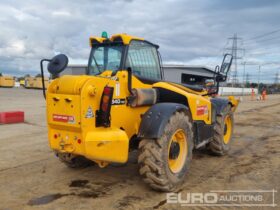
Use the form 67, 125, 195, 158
53, 114, 75, 123
196, 105, 208, 116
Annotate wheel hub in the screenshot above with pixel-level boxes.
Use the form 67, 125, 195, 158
169, 141, 180, 160
224, 124, 228, 135
223, 115, 232, 144
168, 129, 188, 174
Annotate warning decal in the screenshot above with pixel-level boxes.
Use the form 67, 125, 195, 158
85, 106, 94, 118
196, 105, 208, 116
53, 114, 75, 123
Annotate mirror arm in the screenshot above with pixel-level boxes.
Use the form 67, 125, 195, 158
127, 67, 133, 94
40, 59, 51, 99
126, 67, 137, 105
215, 78, 220, 96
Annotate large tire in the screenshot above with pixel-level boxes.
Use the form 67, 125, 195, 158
208, 105, 234, 155
56, 152, 93, 168
138, 111, 193, 192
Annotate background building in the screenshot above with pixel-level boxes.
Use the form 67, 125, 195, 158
61, 64, 215, 85
60, 64, 88, 76
163, 65, 215, 85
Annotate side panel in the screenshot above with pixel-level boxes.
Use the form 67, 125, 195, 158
153, 82, 212, 125
108, 72, 152, 139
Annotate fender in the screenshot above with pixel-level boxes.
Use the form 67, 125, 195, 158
138, 103, 190, 139
211, 98, 231, 115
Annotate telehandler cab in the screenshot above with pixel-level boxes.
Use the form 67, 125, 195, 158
40, 33, 239, 191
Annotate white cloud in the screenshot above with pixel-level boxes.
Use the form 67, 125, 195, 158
52, 10, 71, 17
0, 0, 279, 82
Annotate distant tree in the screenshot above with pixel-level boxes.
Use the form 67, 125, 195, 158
258, 83, 267, 91
24, 74, 31, 78
250, 83, 258, 88
0, 72, 2, 76
245, 81, 250, 88
35, 73, 42, 78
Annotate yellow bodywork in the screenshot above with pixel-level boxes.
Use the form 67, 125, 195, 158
34, 77, 49, 89
228, 96, 239, 112
47, 71, 219, 165
0, 76, 15, 87
24, 77, 35, 88
46, 33, 239, 166
19, 80, 25, 86
89, 33, 144, 46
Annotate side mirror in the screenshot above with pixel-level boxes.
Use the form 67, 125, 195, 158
215, 54, 233, 82
204, 54, 233, 96
47, 54, 68, 75
40, 54, 68, 99
216, 74, 227, 82
220, 54, 233, 75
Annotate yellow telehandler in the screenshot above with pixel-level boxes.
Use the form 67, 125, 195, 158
0, 74, 15, 88
40, 33, 239, 191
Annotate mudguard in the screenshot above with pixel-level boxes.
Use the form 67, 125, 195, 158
211, 98, 231, 115
138, 103, 190, 139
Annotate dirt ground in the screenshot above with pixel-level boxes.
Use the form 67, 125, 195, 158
0, 88, 279, 210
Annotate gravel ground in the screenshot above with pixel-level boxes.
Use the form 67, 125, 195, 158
0, 88, 279, 210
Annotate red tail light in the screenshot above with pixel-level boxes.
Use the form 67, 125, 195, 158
101, 95, 110, 111
96, 86, 114, 127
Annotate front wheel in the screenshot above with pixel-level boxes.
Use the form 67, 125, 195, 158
208, 105, 234, 155
138, 111, 193, 192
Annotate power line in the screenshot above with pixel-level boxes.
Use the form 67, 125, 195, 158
247, 50, 280, 57
245, 49, 280, 57
245, 28, 280, 41
244, 36, 280, 46
217, 39, 230, 55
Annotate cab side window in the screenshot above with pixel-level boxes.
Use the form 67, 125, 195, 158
125, 40, 161, 80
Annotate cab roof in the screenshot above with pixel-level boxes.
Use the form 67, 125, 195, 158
89, 33, 158, 48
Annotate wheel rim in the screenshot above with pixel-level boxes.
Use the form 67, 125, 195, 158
223, 115, 232, 144
168, 129, 187, 173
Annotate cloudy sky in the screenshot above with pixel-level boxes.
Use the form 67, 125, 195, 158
0, 0, 280, 83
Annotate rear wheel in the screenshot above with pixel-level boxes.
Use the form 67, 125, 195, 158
208, 105, 234, 155
138, 112, 193, 192
56, 152, 93, 168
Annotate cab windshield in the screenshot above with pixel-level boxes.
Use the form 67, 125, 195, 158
88, 43, 124, 75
